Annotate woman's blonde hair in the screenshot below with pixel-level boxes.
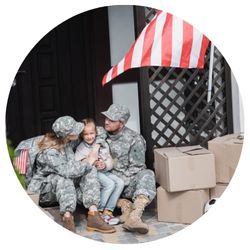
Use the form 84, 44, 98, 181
38, 132, 68, 151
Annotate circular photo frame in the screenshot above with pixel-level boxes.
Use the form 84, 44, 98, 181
4, 3, 245, 246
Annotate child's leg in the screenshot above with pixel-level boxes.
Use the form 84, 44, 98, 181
103, 173, 124, 212
97, 172, 115, 211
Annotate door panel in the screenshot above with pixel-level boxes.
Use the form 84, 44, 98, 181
6, 7, 112, 147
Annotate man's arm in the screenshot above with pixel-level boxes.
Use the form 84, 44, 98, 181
127, 135, 147, 175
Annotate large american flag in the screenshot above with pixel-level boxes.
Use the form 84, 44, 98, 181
102, 10, 210, 86
14, 149, 28, 175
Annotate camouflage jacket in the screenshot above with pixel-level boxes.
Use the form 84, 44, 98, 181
14, 135, 44, 186
106, 127, 146, 185
27, 141, 92, 193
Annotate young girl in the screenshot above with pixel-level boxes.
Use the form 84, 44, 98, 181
75, 118, 124, 225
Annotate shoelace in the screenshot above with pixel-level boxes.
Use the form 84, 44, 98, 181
103, 210, 113, 216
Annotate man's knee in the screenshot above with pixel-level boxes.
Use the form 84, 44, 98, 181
138, 169, 155, 180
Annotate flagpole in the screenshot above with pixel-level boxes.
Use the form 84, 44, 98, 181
207, 43, 215, 104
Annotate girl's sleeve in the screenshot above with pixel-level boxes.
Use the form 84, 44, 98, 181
74, 143, 87, 161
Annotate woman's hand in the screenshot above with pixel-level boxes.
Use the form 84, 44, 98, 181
84, 144, 101, 166
95, 159, 106, 170
92, 144, 101, 153
85, 150, 98, 165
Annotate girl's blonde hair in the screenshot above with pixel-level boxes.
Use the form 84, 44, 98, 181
38, 132, 68, 151
81, 118, 97, 133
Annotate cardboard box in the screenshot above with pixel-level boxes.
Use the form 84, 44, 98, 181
210, 183, 228, 198
157, 186, 209, 224
208, 134, 243, 183
154, 145, 216, 192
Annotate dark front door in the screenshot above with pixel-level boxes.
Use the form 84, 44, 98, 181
6, 7, 112, 147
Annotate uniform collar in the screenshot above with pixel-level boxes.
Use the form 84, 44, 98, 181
108, 127, 126, 141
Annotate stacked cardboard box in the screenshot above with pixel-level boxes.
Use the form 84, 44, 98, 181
208, 133, 243, 183
157, 187, 209, 224
154, 145, 216, 224
207, 133, 243, 199
155, 134, 244, 224
210, 183, 227, 198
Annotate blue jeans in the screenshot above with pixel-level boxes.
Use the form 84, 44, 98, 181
98, 172, 124, 211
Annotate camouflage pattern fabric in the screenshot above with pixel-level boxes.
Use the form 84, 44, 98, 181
76, 167, 100, 208
106, 127, 156, 203
52, 116, 84, 137
40, 174, 77, 213
101, 104, 130, 123
28, 142, 100, 213
122, 169, 156, 202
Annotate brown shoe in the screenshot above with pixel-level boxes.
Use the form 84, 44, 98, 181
62, 213, 76, 233
87, 211, 116, 233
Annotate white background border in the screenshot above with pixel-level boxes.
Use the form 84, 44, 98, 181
1, 1, 249, 249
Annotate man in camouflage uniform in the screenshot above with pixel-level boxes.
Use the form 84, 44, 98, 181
101, 104, 156, 234
18, 116, 115, 233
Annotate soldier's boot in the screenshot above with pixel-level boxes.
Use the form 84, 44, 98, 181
117, 198, 133, 224
122, 195, 150, 234
62, 213, 76, 233
87, 211, 116, 233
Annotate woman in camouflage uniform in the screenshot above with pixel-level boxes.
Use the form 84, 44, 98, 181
27, 116, 115, 233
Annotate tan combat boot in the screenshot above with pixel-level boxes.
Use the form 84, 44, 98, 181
62, 213, 76, 233
117, 198, 133, 224
87, 211, 116, 233
122, 195, 150, 234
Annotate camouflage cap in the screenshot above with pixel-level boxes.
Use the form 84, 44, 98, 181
101, 104, 130, 123
52, 116, 84, 137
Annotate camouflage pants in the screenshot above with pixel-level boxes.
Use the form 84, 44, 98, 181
43, 174, 76, 214
122, 169, 156, 203
76, 167, 100, 208
43, 167, 100, 214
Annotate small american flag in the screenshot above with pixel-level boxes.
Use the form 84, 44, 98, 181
14, 149, 28, 175
102, 10, 210, 85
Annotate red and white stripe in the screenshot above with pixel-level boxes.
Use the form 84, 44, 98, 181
102, 11, 210, 86
14, 149, 28, 175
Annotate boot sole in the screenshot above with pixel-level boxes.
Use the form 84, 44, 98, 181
122, 224, 148, 234
86, 226, 116, 233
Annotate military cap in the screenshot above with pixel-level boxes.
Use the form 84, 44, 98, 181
101, 104, 130, 123
52, 116, 84, 137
